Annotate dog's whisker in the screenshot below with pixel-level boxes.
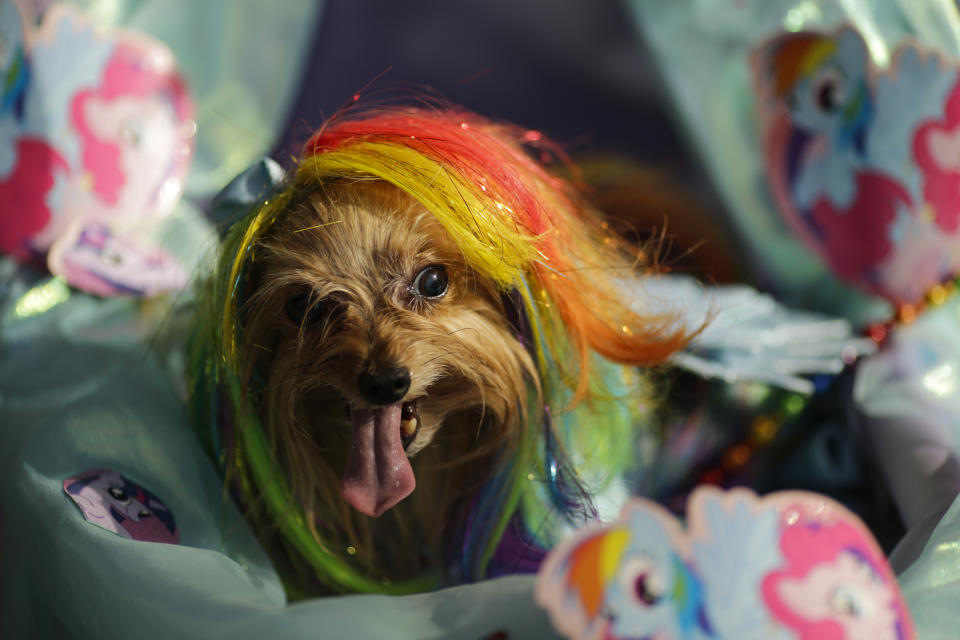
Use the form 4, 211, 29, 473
292, 220, 343, 234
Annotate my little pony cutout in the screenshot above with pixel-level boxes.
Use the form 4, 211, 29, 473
63, 469, 178, 544
762, 503, 907, 640
752, 26, 960, 305
47, 222, 187, 297
0, 1, 194, 296
535, 487, 914, 640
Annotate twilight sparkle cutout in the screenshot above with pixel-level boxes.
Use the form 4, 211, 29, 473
535, 487, 913, 640
63, 469, 178, 544
47, 221, 187, 297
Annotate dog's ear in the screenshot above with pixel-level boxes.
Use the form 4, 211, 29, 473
535, 525, 629, 640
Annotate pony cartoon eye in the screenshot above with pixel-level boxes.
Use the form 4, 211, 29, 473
828, 584, 876, 619
120, 117, 143, 147
138, 508, 151, 518
829, 585, 862, 617
619, 553, 665, 607
108, 485, 130, 503
412, 265, 449, 299
104, 248, 124, 265
810, 66, 847, 113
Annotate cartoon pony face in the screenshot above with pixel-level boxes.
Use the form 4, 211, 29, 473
47, 223, 187, 297
762, 509, 909, 640
536, 505, 708, 640
63, 469, 178, 544
68, 39, 193, 224
604, 513, 707, 639
761, 28, 870, 147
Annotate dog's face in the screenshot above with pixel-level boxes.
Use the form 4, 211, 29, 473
241, 181, 535, 521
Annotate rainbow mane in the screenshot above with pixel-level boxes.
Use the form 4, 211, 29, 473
190, 105, 690, 594
766, 34, 836, 98
566, 528, 631, 620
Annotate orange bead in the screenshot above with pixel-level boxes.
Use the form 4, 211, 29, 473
723, 444, 752, 470
897, 304, 917, 324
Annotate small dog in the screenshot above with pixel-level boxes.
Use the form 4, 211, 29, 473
191, 107, 690, 594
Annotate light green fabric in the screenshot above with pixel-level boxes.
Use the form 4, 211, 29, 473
899, 491, 960, 639
0, 264, 560, 639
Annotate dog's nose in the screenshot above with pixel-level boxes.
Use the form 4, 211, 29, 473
358, 367, 411, 405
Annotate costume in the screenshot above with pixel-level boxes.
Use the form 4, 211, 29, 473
2, 1, 958, 638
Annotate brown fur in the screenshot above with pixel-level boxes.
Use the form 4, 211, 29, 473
238, 180, 539, 583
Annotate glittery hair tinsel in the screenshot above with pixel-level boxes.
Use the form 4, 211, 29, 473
189, 105, 692, 594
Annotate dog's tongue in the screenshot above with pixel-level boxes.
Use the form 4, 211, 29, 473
341, 402, 415, 517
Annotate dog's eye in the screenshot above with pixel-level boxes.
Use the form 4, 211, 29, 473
413, 265, 448, 299
286, 293, 332, 325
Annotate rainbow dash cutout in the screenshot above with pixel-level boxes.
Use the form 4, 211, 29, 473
752, 26, 960, 305
0, 1, 194, 296
535, 487, 913, 640
63, 469, 179, 544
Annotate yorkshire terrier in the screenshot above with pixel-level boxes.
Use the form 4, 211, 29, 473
191, 107, 690, 595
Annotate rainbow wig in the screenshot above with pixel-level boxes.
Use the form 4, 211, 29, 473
189, 105, 691, 594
